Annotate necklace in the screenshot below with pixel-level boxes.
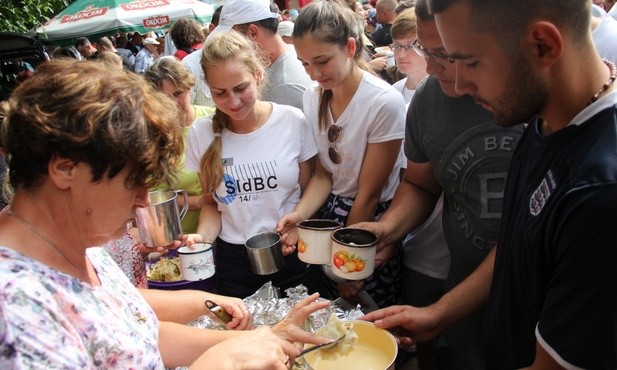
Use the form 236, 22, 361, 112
7, 209, 90, 280
590, 59, 617, 105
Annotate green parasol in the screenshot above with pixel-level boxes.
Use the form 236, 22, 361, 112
34, 0, 214, 46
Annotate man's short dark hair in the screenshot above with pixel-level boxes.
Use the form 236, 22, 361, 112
211, 5, 223, 27
428, 0, 590, 47
415, 0, 434, 21
395, 0, 416, 15
74, 37, 90, 49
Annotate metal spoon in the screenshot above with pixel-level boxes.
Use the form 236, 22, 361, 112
297, 334, 346, 357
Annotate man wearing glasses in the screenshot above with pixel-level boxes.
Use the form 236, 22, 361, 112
358, 0, 523, 368
389, 9, 429, 104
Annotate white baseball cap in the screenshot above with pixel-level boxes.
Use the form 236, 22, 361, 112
142, 37, 160, 45
277, 20, 294, 38
209, 0, 279, 38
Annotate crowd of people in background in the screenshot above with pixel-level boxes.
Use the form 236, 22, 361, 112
2, 0, 617, 369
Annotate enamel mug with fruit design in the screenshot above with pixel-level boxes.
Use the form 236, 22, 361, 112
297, 219, 342, 264
330, 227, 378, 280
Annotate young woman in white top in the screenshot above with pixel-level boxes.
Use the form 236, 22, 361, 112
277, 0, 407, 308
183, 31, 326, 298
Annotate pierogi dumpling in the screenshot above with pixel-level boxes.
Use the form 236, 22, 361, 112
319, 314, 359, 360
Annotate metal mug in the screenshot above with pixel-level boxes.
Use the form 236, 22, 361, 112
245, 232, 285, 275
135, 190, 188, 249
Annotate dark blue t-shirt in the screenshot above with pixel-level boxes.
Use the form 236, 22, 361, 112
486, 98, 617, 369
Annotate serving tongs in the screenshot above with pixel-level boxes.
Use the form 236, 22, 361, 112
205, 300, 233, 324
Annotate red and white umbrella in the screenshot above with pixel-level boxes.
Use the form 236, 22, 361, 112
35, 0, 214, 45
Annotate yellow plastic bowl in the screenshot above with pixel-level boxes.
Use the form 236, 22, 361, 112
304, 320, 398, 370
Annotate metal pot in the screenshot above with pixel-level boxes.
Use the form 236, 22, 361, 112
304, 320, 397, 369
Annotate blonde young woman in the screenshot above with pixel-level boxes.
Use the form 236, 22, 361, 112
183, 31, 326, 298
277, 0, 407, 308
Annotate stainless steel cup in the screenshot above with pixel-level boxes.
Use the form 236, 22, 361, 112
135, 190, 188, 249
245, 232, 284, 275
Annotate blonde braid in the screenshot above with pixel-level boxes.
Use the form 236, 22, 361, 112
199, 108, 230, 193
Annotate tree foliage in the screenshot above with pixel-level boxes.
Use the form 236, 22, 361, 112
1, 0, 70, 34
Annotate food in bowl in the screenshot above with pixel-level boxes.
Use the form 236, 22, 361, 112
305, 320, 397, 370
319, 314, 358, 360
146, 256, 182, 282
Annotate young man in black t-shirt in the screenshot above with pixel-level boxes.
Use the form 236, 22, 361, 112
363, 0, 617, 368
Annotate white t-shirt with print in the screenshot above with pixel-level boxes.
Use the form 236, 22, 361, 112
303, 71, 406, 201
185, 103, 317, 244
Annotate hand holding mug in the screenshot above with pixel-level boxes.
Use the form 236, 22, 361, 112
275, 211, 303, 250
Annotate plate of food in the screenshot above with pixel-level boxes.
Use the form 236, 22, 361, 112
146, 255, 216, 291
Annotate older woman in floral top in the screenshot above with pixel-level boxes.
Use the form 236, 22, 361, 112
0, 59, 330, 369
